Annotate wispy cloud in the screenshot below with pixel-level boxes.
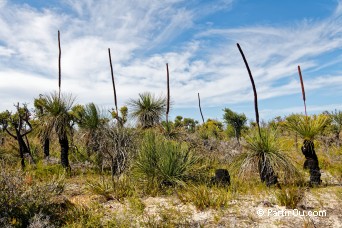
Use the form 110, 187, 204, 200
0, 0, 341, 121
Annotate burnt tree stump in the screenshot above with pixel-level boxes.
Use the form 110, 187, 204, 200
211, 169, 230, 186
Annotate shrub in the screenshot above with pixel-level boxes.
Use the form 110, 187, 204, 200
276, 186, 305, 209
132, 131, 198, 189
0, 168, 66, 227
234, 127, 300, 185
178, 185, 230, 210
97, 126, 136, 176
63, 204, 103, 227
87, 175, 135, 201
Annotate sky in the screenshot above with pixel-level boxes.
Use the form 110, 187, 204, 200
0, 0, 342, 123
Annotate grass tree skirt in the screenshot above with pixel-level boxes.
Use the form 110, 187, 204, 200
301, 139, 321, 185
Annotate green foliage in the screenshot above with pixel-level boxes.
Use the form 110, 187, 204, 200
223, 108, 247, 142
198, 119, 224, 139
160, 121, 180, 139
111, 106, 128, 126
33, 96, 48, 117
87, 175, 135, 201
235, 127, 299, 182
0, 168, 67, 227
42, 92, 75, 137
63, 204, 103, 228
28, 160, 66, 181
178, 185, 230, 210
0, 110, 11, 130
129, 92, 166, 128
284, 114, 329, 140
132, 131, 198, 188
174, 116, 198, 133
324, 110, 342, 143
86, 176, 114, 200
112, 176, 135, 201
276, 186, 305, 209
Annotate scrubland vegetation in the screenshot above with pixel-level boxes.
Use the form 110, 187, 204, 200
0, 40, 340, 227
0, 95, 341, 227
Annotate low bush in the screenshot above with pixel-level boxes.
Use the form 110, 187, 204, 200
0, 168, 66, 227
276, 186, 305, 209
132, 131, 199, 190
87, 175, 135, 201
178, 185, 231, 210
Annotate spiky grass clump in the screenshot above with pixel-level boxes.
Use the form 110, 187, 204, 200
132, 131, 198, 189
276, 186, 305, 209
178, 185, 230, 210
86, 175, 135, 201
285, 114, 329, 140
234, 127, 299, 182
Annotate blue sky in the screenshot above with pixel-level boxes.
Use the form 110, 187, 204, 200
0, 0, 342, 124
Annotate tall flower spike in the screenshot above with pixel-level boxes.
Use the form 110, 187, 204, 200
298, 65, 307, 117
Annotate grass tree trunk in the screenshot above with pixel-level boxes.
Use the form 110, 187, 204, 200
59, 133, 69, 168
43, 138, 50, 158
301, 139, 321, 185
258, 156, 278, 186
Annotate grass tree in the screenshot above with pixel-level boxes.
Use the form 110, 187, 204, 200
236, 43, 298, 186
128, 92, 166, 129
236, 127, 299, 186
287, 66, 329, 185
72, 102, 106, 157
284, 114, 329, 185
42, 92, 75, 168
33, 96, 52, 158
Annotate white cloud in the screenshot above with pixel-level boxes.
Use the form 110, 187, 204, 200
0, 46, 15, 57
0, 0, 341, 120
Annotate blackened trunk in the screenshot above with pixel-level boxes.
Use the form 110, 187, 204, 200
17, 131, 30, 168
301, 140, 321, 185
43, 138, 50, 158
59, 133, 69, 168
258, 156, 278, 186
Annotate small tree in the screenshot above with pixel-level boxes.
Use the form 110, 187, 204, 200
327, 109, 342, 146
0, 103, 33, 168
223, 108, 247, 145
198, 119, 224, 140
174, 116, 197, 133
110, 106, 128, 127
33, 96, 52, 158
